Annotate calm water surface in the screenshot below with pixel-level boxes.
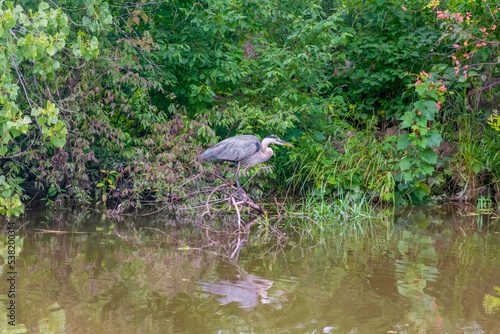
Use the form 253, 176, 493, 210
1, 205, 500, 333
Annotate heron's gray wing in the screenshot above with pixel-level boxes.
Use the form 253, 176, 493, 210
200, 135, 260, 162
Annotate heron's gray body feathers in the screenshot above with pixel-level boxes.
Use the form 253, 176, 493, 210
200, 135, 273, 169
200, 134, 292, 199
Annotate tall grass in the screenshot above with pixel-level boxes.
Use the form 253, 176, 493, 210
446, 114, 500, 202
275, 190, 393, 236
284, 129, 399, 203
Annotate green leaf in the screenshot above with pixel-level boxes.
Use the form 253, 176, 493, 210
2, 133, 12, 144
96, 183, 105, 187
420, 162, 434, 175
3, 189, 13, 198
29, 44, 37, 58
399, 157, 412, 171
39, 18, 48, 28
22, 45, 31, 59
427, 89, 438, 101
414, 100, 437, 120
426, 130, 442, 147
400, 111, 414, 128
50, 136, 66, 148
103, 15, 112, 24
72, 45, 80, 57
0, 146, 7, 156
10, 128, 21, 138
83, 16, 91, 26
4, 10, 15, 28
26, 34, 35, 44
415, 83, 427, 96
413, 187, 426, 201
397, 133, 411, 150
41, 125, 49, 136
419, 148, 437, 165
38, 2, 49, 11
83, 50, 93, 61
46, 44, 57, 56
416, 182, 431, 194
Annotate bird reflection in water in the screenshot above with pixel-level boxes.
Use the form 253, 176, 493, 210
200, 274, 277, 309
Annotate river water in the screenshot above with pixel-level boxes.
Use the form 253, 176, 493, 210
1, 205, 499, 333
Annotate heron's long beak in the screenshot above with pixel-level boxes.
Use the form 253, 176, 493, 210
278, 140, 294, 147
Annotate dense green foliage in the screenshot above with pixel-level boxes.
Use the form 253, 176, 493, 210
1, 0, 499, 217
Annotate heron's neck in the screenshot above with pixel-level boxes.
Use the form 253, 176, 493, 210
261, 138, 274, 155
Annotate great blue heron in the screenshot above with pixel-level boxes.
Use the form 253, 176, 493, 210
200, 135, 294, 199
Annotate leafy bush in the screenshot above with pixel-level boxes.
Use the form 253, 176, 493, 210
1, 0, 500, 218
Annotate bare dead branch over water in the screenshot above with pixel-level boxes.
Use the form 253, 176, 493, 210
127, 171, 325, 241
